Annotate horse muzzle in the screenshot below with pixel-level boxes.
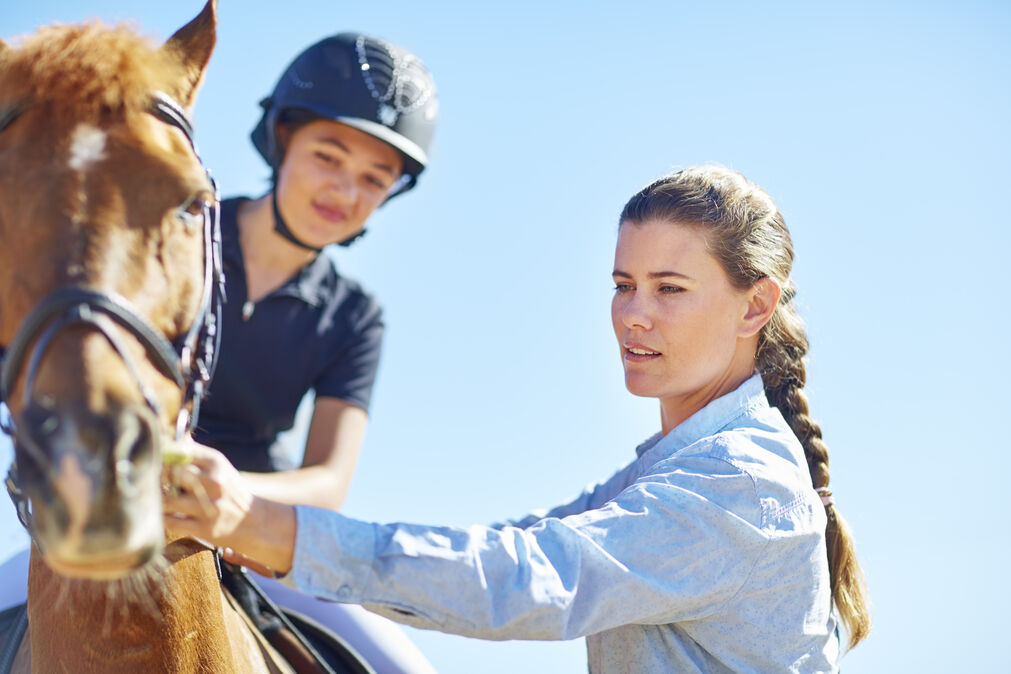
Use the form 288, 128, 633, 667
13, 401, 166, 578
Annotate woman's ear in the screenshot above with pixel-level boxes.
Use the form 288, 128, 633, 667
738, 277, 782, 338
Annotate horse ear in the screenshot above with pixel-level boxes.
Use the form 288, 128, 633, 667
160, 0, 217, 107
0, 38, 9, 53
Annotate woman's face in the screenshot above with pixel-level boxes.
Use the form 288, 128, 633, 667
275, 119, 404, 248
611, 219, 759, 427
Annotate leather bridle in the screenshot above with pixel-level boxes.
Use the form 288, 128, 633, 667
0, 91, 225, 533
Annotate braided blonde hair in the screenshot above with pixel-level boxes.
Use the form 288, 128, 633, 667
619, 165, 871, 649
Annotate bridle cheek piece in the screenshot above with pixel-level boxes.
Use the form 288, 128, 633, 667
0, 91, 225, 533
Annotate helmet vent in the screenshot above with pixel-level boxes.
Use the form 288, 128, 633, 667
355, 36, 435, 122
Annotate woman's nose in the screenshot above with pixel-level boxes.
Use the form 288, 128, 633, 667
616, 292, 651, 330
328, 170, 358, 204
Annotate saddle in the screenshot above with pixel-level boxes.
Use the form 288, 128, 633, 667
219, 562, 375, 674
0, 603, 27, 674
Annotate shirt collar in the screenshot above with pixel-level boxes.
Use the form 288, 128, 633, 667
635, 373, 768, 458
289, 254, 333, 306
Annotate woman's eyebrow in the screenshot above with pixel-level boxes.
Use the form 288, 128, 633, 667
317, 137, 398, 176
318, 137, 351, 153
612, 270, 694, 280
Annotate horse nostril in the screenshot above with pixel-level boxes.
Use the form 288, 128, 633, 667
17, 405, 59, 484
39, 415, 59, 436
13, 434, 46, 493
113, 410, 157, 492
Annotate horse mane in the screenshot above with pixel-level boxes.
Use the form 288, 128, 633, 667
0, 22, 181, 119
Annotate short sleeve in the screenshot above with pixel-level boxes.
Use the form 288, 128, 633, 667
312, 295, 384, 412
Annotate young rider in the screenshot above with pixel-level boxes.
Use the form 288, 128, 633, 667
193, 32, 439, 674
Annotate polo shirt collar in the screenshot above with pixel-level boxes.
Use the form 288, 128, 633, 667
289, 254, 332, 306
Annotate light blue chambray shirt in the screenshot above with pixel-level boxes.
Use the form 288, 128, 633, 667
287, 374, 840, 672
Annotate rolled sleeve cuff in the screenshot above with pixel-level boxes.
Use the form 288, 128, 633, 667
286, 504, 378, 602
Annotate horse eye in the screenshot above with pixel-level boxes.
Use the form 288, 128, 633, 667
175, 192, 211, 231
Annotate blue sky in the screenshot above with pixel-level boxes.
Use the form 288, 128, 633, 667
2, 1, 1009, 671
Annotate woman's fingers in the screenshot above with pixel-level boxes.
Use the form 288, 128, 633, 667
163, 511, 208, 540
161, 464, 216, 514
168, 463, 200, 489
222, 547, 278, 578
163, 458, 222, 497
185, 445, 226, 471
166, 440, 230, 476
163, 487, 217, 519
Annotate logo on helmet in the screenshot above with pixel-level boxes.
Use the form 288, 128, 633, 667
378, 103, 398, 127
355, 36, 434, 122
289, 66, 314, 90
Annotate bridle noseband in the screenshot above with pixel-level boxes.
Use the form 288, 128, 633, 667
0, 92, 225, 533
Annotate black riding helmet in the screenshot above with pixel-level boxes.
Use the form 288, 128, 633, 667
251, 33, 438, 249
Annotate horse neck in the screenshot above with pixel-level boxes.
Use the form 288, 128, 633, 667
27, 537, 244, 673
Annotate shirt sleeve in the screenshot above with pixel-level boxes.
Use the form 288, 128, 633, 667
287, 453, 772, 641
492, 458, 639, 530
312, 296, 384, 412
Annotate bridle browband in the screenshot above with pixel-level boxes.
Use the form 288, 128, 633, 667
0, 91, 225, 533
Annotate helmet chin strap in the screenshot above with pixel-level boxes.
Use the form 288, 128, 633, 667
271, 187, 366, 251
271, 190, 323, 253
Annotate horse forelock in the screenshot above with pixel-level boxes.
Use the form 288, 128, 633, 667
1, 22, 183, 120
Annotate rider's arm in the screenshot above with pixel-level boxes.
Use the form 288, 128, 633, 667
236, 286, 382, 512
239, 397, 367, 511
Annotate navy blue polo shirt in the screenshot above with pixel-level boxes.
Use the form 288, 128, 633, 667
194, 197, 384, 472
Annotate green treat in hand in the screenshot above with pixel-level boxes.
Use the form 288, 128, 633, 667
162, 440, 193, 466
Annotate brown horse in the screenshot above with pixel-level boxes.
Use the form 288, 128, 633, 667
0, 2, 297, 671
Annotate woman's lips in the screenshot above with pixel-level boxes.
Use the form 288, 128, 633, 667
312, 201, 348, 223
624, 344, 661, 363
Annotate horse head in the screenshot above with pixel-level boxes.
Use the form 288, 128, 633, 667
0, 1, 219, 580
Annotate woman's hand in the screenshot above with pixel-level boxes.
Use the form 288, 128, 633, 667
162, 440, 296, 575
162, 439, 253, 541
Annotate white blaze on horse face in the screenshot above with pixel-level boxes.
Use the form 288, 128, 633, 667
67, 124, 107, 172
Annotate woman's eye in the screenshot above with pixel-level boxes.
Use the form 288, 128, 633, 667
613, 283, 633, 293
659, 285, 684, 295
315, 151, 339, 165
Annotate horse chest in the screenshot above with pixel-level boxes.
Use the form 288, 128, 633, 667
23, 544, 290, 674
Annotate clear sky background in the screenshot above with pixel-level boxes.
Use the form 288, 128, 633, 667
2, 1, 1008, 672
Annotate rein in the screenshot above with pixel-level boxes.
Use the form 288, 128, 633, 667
0, 92, 225, 534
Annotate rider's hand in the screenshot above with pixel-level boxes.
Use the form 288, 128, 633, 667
162, 440, 296, 575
